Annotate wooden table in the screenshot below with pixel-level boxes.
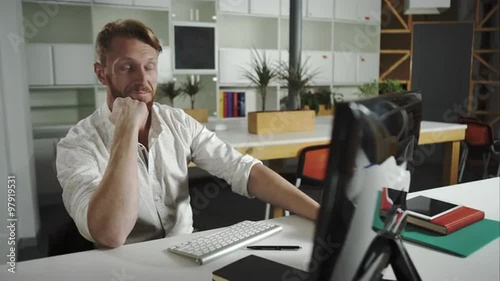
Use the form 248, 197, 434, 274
206, 117, 467, 185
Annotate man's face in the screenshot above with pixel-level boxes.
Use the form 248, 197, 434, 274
95, 37, 159, 110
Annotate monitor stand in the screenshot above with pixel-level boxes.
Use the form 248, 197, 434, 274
352, 230, 422, 281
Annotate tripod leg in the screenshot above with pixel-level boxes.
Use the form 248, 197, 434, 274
390, 237, 422, 281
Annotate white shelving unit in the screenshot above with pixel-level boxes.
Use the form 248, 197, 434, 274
23, 0, 381, 126
216, 0, 381, 118
22, 0, 172, 126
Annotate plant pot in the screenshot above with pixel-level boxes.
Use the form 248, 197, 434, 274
317, 104, 334, 116
183, 108, 209, 123
248, 110, 316, 135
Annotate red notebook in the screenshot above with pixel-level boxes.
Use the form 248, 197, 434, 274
380, 188, 485, 235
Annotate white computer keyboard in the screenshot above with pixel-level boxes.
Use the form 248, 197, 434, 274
167, 220, 283, 264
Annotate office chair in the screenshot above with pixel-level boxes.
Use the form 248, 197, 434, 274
48, 217, 95, 256
265, 144, 330, 219
458, 116, 500, 182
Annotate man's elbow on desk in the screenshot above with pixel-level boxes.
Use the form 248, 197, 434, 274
87, 218, 129, 248
87, 203, 136, 249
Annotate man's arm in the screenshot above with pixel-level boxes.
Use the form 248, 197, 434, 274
183, 110, 319, 221
247, 164, 320, 221
87, 98, 148, 248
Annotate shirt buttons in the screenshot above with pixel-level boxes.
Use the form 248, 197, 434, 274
155, 196, 160, 202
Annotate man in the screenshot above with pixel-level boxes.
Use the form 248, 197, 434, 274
56, 19, 319, 248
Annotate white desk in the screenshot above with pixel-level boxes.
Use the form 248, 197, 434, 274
1, 178, 498, 281
207, 117, 467, 185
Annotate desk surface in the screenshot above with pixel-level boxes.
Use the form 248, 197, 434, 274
1, 178, 498, 281
207, 117, 466, 148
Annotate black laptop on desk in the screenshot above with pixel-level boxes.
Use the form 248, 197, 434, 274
213, 91, 424, 281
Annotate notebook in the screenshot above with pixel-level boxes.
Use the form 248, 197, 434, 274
212, 254, 307, 281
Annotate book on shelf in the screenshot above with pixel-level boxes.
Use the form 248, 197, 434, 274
220, 91, 246, 118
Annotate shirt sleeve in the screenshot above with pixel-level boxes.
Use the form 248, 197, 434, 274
183, 113, 262, 198
56, 138, 102, 243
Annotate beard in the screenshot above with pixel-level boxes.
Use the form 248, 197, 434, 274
106, 74, 155, 111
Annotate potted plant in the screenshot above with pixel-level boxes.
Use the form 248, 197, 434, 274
156, 81, 181, 107
241, 49, 278, 112
247, 59, 317, 135
379, 78, 404, 94
315, 89, 343, 116
295, 89, 344, 116
278, 58, 317, 109
180, 75, 208, 123
358, 80, 379, 98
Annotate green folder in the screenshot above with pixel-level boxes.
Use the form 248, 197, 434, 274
372, 194, 500, 257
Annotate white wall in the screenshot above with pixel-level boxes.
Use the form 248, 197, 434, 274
0, 0, 40, 260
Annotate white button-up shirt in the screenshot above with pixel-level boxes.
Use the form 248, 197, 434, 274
56, 102, 261, 244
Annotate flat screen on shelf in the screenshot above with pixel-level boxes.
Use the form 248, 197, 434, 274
174, 24, 215, 71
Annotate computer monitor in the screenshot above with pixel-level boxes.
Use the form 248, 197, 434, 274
173, 22, 216, 74
308, 91, 423, 281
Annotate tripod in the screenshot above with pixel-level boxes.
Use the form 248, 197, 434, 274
352, 207, 422, 281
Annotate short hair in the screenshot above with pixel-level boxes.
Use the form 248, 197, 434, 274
95, 19, 162, 65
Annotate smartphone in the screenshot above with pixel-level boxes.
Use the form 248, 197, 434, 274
406, 195, 462, 220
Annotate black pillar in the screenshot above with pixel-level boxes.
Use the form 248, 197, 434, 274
287, 0, 302, 110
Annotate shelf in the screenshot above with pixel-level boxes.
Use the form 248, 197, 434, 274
31, 105, 95, 110
472, 110, 500, 116
380, 50, 410, 54
219, 83, 281, 88
93, 3, 170, 11
381, 29, 411, 34
472, 80, 500, 85
475, 27, 500, 32
218, 12, 333, 23
22, 0, 91, 7
172, 69, 217, 75
474, 49, 500, 54
332, 82, 366, 87
379, 79, 409, 84
29, 84, 95, 90
333, 19, 380, 26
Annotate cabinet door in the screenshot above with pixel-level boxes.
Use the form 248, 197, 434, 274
265, 49, 282, 69
357, 0, 381, 23
333, 51, 357, 84
250, 0, 279, 16
281, 0, 306, 17
26, 44, 54, 86
303, 51, 332, 85
53, 44, 94, 85
307, 0, 333, 19
134, 0, 170, 9
93, 0, 133, 5
218, 0, 249, 13
219, 48, 254, 85
357, 52, 379, 83
57, 0, 92, 3
334, 0, 357, 21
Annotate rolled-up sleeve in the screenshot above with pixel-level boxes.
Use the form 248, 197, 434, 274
56, 139, 102, 243
185, 115, 262, 198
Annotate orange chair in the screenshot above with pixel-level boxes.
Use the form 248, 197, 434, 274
265, 144, 330, 219
458, 116, 500, 182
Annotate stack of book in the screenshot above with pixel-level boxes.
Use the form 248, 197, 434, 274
219, 91, 246, 118
379, 188, 485, 235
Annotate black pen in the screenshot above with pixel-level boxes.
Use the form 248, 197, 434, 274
247, 246, 301, 251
